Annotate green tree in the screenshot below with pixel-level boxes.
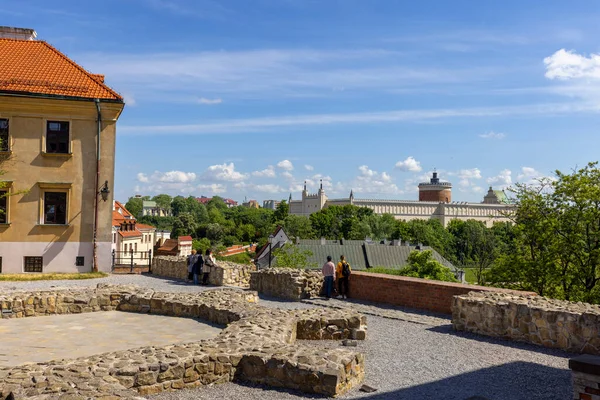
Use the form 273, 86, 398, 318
171, 212, 197, 238
283, 215, 314, 239
397, 250, 458, 282
273, 243, 317, 269
237, 223, 257, 243
447, 219, 497, 284
273, 200, 289, 222
207, 196, 227, 212
125, 196, 143, 217
206, 223, 225, 243
170, 196, 187, 216
193, 238, 211, 254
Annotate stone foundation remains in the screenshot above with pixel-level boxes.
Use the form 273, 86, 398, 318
152, 256, 255, 287
453, 291, 600, 354
250, 268, 323, 300
0, 284, 366, 399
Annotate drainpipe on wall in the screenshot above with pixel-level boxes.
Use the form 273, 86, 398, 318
92, 99, 102, 272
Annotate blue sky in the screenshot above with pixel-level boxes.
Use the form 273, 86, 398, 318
5, 0, 600, 203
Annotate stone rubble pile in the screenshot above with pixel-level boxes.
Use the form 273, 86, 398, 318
250, 268, 324, 301
0, 284, 367, 399
452, 291, 600, 354
151, 256, 256, 287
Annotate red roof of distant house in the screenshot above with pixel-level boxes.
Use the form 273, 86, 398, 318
0, 39, 122, 101
178, 236, 193, 242
156, 239, 179, 255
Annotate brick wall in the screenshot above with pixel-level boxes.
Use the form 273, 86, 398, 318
348, 271, 532, 314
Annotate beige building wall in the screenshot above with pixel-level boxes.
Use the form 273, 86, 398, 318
0, 96, 123, 273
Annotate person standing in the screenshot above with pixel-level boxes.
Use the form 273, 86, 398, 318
187, 249, 197, 281
202, 249, 215, 285
336, 255, 352, 299
192, 251, 203, 285
322, 255, 336, 299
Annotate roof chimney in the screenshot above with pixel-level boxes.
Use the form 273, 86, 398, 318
0, 26, 37, 40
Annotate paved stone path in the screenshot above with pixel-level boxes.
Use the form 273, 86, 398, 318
303, 297, 451, 326
0, 311, 222, 367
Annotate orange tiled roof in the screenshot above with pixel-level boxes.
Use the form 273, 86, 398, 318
0, 39, 122, 101
178, 235, 193, 242
112, 210, 125, 226
119, 230, 142, 238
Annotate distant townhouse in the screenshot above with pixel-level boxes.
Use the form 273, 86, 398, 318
155, 235, 193, 257
0, 27, 124, 273
142, 200, 171, 217
112, 201, 156, 266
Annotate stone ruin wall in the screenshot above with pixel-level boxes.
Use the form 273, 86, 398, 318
453, 291, 600, 355
249, 268, 324, 301
152, 256, 256, 287
0, 284, 367, 399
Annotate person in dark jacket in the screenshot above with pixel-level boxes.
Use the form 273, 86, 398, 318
187, 249, 197, 281
192, 252, 203, 285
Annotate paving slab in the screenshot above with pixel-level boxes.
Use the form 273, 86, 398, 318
0, 311, 222, 367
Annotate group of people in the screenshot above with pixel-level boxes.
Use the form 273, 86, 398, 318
187, 249, 217, 285
321, 255, 352, 299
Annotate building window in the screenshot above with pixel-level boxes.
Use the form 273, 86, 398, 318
75, 256, 84, 267
113, 233, 116, 243
0, 119, 8, 152
24, 256, 43, 273
134, 243, 138, 252
46, 121, 70, 154
43, 192, 67, 224
0, 190, 7, 223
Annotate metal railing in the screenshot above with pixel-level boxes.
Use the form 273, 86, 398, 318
112, 250, 152, 273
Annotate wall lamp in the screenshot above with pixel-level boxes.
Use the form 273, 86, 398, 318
99, 180, 110, 202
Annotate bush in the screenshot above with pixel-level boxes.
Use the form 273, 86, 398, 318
215, 252, 252, 264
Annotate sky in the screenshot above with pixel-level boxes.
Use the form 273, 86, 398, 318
4, 0, 600, 204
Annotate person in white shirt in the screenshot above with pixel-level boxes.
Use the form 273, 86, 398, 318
203, 249, 216, 285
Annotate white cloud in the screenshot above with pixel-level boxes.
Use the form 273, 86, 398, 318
137, 170, 196, 183
455, 168, 482, 189
487, 169, 512, 188
234, 182, 285, 194
77, 47, 490, 104
196, 183, 227, 194
280, 171, 294, 181
304, 164, 314, 171
353, 165, 402, 195
277, 160, 294, 171
251, 166, 276, 178
544, 49, 600, 80
395, 156, 422, 172
137, 173, 149, 183
516, 166, 552, 184
157, 171, 197, 183
201, 163, 247, 182
120, 102, 598, 136
197, 97, 222, 105
479, 131, 505, 139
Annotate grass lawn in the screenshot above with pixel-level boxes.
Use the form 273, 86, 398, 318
0, 272, 109, 281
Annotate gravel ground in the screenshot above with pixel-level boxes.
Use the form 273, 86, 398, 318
0, 275, 573, 399
150, 315, 572, 400
0, 274, 209, 293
